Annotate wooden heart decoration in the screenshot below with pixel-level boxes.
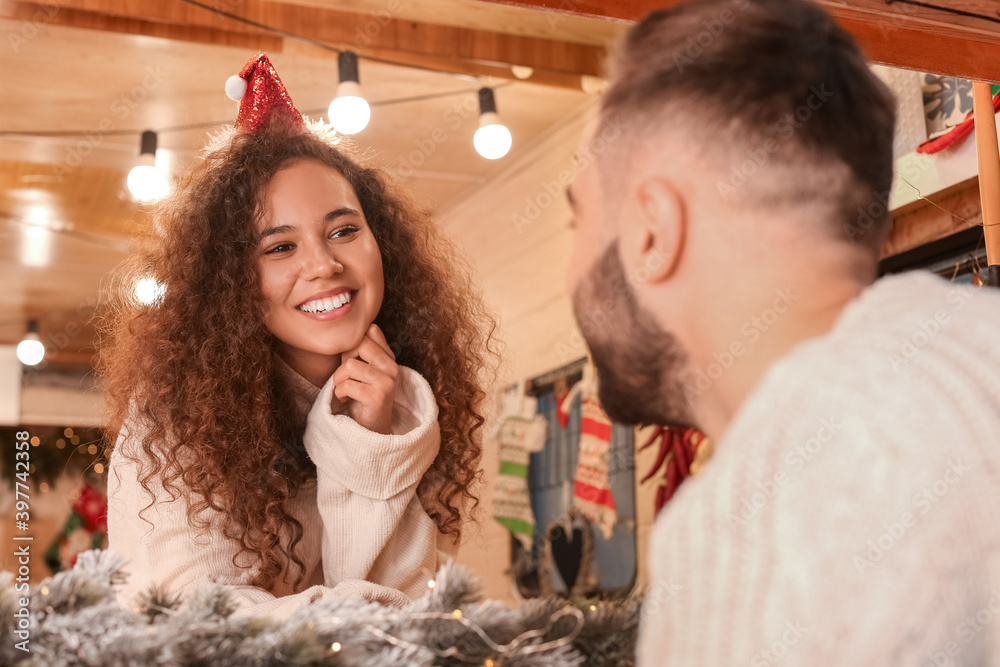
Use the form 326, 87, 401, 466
549, 525, 585, 591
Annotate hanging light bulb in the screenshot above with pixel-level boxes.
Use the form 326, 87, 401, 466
473, 88, 512, 160
135, 276, 166, 305
329, 52, 370, 135
127, 130, 169, 202
16, 319, 44, 366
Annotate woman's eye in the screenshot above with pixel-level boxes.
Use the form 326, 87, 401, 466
331, 225, 360, 239
265, 243, 292, 255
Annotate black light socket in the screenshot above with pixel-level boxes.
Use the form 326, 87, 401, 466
338, 51, 360, 84
478, 87, 498, 115
140, 130, 157, 156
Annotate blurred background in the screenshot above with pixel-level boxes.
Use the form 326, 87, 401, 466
1, 0, 997, 604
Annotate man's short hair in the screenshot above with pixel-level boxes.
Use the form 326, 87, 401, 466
598, 0, 897, 253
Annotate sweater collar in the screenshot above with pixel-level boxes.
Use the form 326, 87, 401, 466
273, 352, 348, 422
274, 353, 321, 427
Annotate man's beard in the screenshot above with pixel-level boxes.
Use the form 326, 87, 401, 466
572, 242, 696, 429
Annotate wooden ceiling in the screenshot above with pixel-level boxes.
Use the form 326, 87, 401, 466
0, 0, 620, 365
487, 0, 1000, 83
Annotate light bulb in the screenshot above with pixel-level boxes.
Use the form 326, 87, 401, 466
17, 321, 44, 366
128, 131, 169, 202
135, 277, 166, 305
329, 80, 370, 135
474, 89, 512, 160
128, 162, 168, 202
17, 338, 44, 366
474, 112, 512, 160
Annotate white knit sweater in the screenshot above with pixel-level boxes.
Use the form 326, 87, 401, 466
639, 271, 1000, 665
107, 356, 455, 620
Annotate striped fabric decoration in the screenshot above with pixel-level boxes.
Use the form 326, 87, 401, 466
493, 416, 539, 546
565, 391, 617, 540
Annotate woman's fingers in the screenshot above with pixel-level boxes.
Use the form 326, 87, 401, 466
333, 376, 394, 434
341, 326, 397, 375
364, 324, 395, 360
333, 325, 399, 435
333, 357, 395, 390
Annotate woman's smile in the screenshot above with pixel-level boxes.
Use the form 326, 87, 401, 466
296, 289, 358, 319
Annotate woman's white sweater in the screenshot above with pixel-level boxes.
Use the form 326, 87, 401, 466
107, 356, 455, 620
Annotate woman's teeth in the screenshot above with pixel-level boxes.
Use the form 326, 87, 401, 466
299, 291, 352, 313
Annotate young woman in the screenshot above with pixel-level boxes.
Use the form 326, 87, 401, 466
99, 55, 497, 619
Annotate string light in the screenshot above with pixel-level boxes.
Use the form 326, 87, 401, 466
330, 642, 341, 652
127, 130, 169, 202
353, 605, 585, 661
135, 276, 166, 305
511, 65, 534, 80
329, 51, 371, 135
427, 579, 436, 589
474, 88, 512, 160
16, 318, 44, 366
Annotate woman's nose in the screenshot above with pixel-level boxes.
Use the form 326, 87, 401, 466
300, 241, 343, 278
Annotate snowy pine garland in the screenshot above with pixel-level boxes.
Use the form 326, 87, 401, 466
1, 550, 639, 666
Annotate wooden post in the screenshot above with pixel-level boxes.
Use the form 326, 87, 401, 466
973, 81, 1000, 286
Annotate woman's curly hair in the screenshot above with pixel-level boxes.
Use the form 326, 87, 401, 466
98, 118, 499, 590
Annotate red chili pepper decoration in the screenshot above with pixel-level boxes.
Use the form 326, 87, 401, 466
641, 426, 704, 517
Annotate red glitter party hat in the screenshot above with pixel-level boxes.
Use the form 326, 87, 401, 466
225, 53, 304, 133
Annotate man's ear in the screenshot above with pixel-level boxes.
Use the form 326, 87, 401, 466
620, 176, 685, 285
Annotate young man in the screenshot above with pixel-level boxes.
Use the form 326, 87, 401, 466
566, 0, 1000, 663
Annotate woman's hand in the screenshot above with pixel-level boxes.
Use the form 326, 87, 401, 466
333, 323, 399, 435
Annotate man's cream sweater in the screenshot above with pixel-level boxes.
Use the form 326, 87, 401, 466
639, 271, 1000, 665
107, 356, 455, 620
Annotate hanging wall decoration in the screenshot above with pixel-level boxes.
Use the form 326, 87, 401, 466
558, 365, 617, 540
640, 426, 713, 518
539, 510, 596, 599
44, 483, 108, 573
492, 384, 547, 547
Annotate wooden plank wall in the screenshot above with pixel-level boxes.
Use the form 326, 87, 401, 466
441, 99, 595, 601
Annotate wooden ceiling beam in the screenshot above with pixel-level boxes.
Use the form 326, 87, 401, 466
481, 0, 1000, 84
17, 0, 606, 89
1, 1, 280, 50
